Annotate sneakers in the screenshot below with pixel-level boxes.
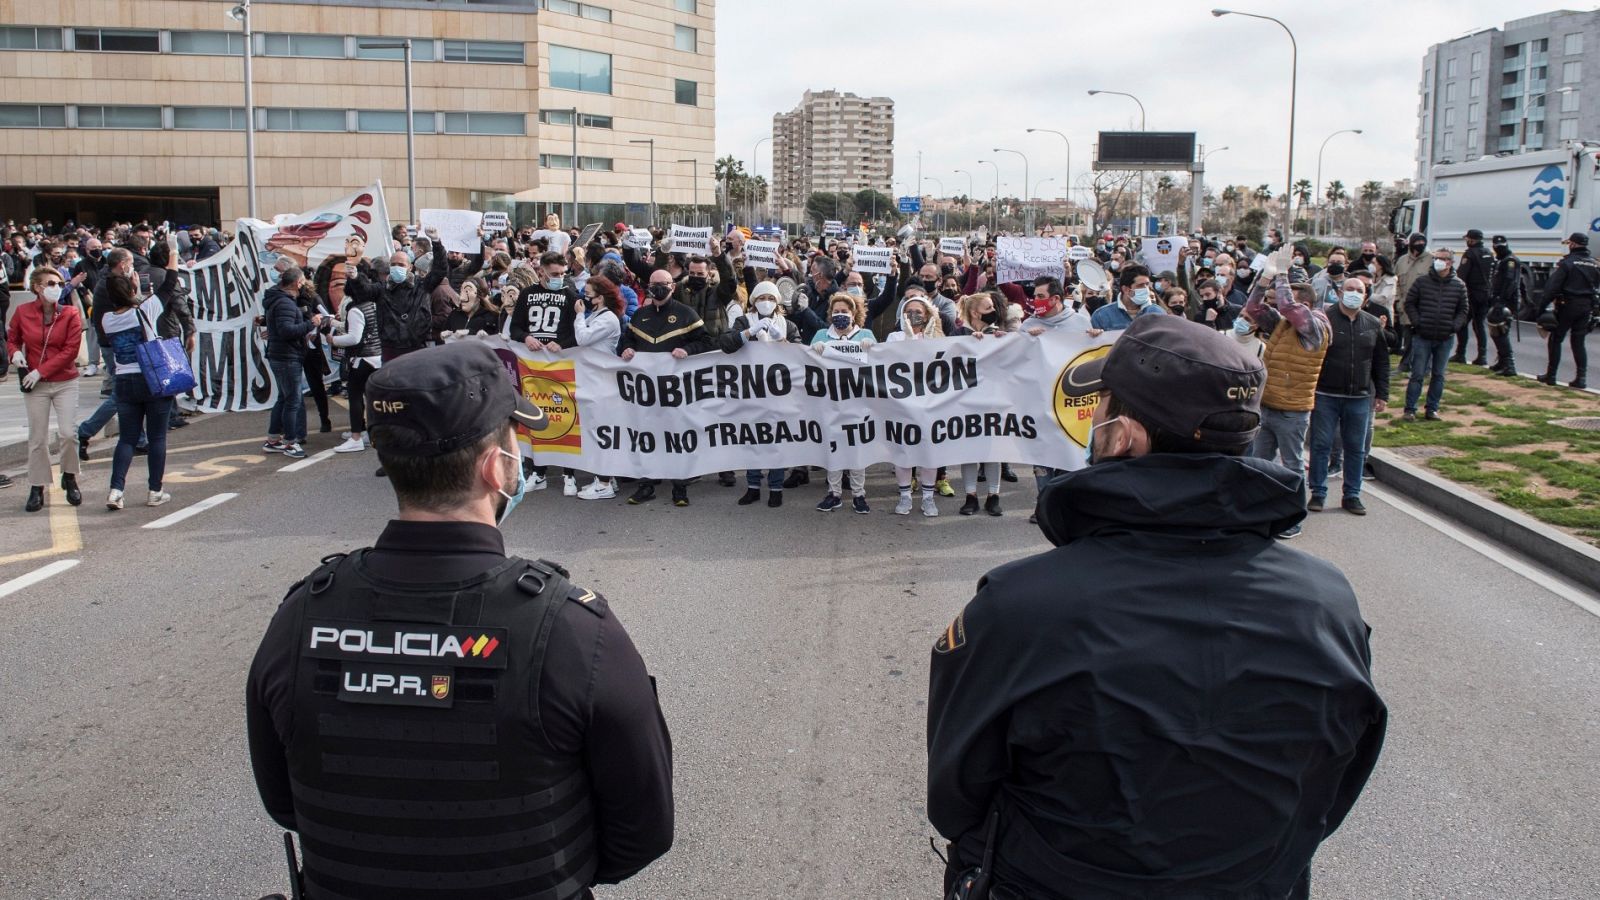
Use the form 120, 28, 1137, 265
147, 490, 172, 507
922, 494, 940, 517
768, 491, 783, 508
282, 443, 307, 459
959, 494, 980, 516
1342, 496, 1367, 516
738, 488, 761, 506
852, 495, 870, 514
816, 493, 843, 512
0, 473, 12, 489
627, 483, 656, 505
894, 492, 913, 516
334, 437, 366, 453
935, 478, 955, 497
1308, 495, 1325, 512
984, 494, 1002, 517
262, 439, 288, 454
577, 479, 617, 500
563, 475, 578, 497
671, 485, 689, 507
529, 474, 549, 491
1276, 523, 1303, 540
106, 488, 124, 511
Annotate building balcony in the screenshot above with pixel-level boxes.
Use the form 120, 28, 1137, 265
1501, 83, 1523, 99
1503, 54, 1526, 72
1497, 135, 1519, 152
1531, 52, 1548, 67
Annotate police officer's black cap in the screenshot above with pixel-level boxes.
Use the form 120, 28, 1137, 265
1491, 234, 1508, 246
366, 342, 546, 457
1464, 228, 1484, 240
1567, 232, 1589, 247
1065, 315, 1265, 446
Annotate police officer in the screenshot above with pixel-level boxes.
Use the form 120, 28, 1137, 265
246, 341, 674, 900
1537, 232, 1600, 390
1453, 228, 1495, 365
1487, 235, 1521, 377
927, 315, 1386, 899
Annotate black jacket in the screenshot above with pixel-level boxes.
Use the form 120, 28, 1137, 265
1543, 247, 1600, 310
1403, 269, 1469, 341
263, 285, 314, 361
347, 243, 449, 352
1490, 250, 1522, 308
617, 298, 715, 356
673, 252, 738, 336
1317, 306, 1390, 400
1458, 243, 1493, 301
928, 454, 1385, 900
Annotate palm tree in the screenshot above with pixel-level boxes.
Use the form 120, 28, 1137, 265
1220, 185, 1240, 217
1253, 184, 1272, 208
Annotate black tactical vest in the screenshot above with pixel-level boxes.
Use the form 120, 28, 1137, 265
285, 551, 597, 900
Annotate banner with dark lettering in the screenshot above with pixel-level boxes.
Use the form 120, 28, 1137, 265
470, 330, 1116, 479
178, 183, 392, 412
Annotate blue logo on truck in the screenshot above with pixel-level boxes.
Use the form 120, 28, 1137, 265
1529, 165, 1564, 230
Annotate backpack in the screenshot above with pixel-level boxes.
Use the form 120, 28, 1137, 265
377, 284, 432, 349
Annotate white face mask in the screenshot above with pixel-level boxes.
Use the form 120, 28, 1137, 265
1432, 259, 1449, 272
754, 299, 777, 317
42, 286, 63, 303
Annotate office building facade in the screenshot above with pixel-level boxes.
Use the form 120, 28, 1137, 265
772, 90, 894, 216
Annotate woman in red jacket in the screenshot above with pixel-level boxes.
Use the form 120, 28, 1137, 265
6, 267, 85, 511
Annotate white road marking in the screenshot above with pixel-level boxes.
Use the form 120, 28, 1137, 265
142, 493, 238, 530
1364, 483, 1600, 620
0, 559, 80, 599
278, 449, 336, 473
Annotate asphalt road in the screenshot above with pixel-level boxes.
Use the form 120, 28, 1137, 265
1, 402, 1597, 899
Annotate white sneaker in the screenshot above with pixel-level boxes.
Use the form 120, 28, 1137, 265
922, 494, 940, 518
334, 437, 366, 453
147, 490, 172, 507
577, 479, 617, 500
529, 474, 548, 491
106, 488, 124, 511
563, 475, 578, 497
341, 430, 354, 440
894, 493, 913, 516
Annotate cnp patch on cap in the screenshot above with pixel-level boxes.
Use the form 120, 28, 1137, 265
366, 342, 546, 457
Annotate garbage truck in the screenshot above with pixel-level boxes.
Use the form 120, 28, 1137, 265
1391, 142, 1600, 309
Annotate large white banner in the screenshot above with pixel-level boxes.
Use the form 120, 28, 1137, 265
477, 330, 1115, 479
995, 236, 1068, 285
181, 183, 393, 412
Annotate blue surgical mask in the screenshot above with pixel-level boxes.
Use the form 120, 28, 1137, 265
1341, 292, 1364, 310
1233, 317, 1253, 336
495, 448, 527, 526
1131, 287, 1151, 306
1085, 416, 1126, 466
544, 275, 565, 291
846, 286, 864, 297
388, 266, 407, 283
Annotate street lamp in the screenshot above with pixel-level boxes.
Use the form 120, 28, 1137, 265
993, 148, 1030, 232
1521, 86, 1575, 153
1027, 128, 1071, 226
1212, 9, 1297, 241
228, 1, 257, 219
1315, 128, 1363, 236
359, 40, 417, 223
752, 135, 771, 226
978, 160, 1000, 234
629, 139, 655, 224
1087, 90, 1146, 235
678, 158, 699, 226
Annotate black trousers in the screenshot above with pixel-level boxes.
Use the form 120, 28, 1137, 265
1546, 298, 1593, 381
1456, 295, 1489, 360
345, 359, 375, 433
301, 349, 330, 426
1491, 318, 1515, 371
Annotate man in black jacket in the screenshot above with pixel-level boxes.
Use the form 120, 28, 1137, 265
927, 315, 1385, 900
1537, 232, 1600, 390
347, 225, 448, 362
1402, 248, 1469, 421
1453, 228, 1495, 365
1487, 235, 1521, 377
619, 269, 716, 507
1308, 277, 1390, 516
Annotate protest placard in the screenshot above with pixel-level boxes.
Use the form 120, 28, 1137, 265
419, 209, 484, 253
745, 240, 780, 270
852, 246, 894, 275
576, 222, 603, 247
624, 228, 653, 250
939, 237, 967, 258
823, 220, 845, 236
670, 224, 713, 254
994, 236, 1068, 284
481, 211, 510, 233
1067, 245, 1093, 262
1139, 236, 1183, 274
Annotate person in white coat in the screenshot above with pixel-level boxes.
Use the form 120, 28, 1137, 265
573, 275, 623, 500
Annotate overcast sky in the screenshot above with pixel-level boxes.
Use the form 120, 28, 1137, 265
715, 0, 1523, 203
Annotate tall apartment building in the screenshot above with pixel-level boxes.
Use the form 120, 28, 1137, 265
771, 90, 894, 217
1416, 9, 1599, 185
0, 0, 714, 228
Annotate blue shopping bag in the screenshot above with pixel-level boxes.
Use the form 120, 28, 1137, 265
135, 309, 198, 398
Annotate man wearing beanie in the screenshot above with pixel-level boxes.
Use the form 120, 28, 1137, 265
927, 315, 1385, 900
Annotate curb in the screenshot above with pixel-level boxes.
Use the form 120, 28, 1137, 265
1368, 446, 1600, 594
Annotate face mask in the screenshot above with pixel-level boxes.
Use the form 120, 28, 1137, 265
1224, 244, 1235, 252
494, 448, 527, 526
43, 286, 63, 303
1361, 252, 1376, 261
1410, 243, 1426, 254
831, 313, 852, 331
405, 250, 416, 263
1086, 416, 1126, 466
1233, 317, 1253, 336
1292, 256, 1306, 266
755, 299, 778, 317
388, 266, 408, 283
1029, 297, 1053, 316
846, 286, 864, 297
981, 309, 1001, 326
686, 275, 707, 290
1215, 276, 1230, 288
1432, 259, 1448, 272
1107, 261, 1121, 272
921, 278, 938, 291
1131, 287, 1152, 306
1169, 304, 1186, 315
905, 311, 927, 328
1341, 292, 1364, 310
940, 288, 958, 299
648, 283, 672, 301
544, 275, 565, 290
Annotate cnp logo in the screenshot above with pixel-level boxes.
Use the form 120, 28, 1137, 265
372, 400, 406, 414
1052, 345, 1112, 448
1227, 385, 1259, 400
519, 374, 578, 441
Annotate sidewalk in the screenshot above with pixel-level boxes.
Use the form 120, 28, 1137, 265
0, 371, 119, 471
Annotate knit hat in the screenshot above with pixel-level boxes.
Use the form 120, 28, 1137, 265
751, 280, 781, 301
